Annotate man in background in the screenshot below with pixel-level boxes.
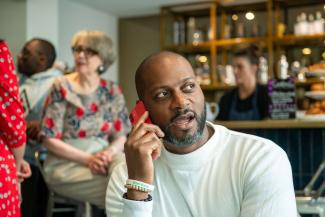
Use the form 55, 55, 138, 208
18, 38, 62, 217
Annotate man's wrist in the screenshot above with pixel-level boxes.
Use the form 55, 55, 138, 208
126, 189, 149, 201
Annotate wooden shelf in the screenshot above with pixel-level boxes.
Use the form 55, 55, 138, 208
273, 0, 324, 8
161, 1, 324, 92
295, 78, 325, 86
165, 42, 211, 53
200, 83, 235, 91
215, 37, 268, 47
274, 33, 325, 46
165, 37, 269, 51
215, 119, 325, 129
200, 78, 325, 91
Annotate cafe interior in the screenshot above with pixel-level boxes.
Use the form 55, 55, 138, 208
1, 0, 325, 216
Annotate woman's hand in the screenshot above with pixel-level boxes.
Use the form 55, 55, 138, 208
17, 160, 32, 182
87, 155, 107, 176
96, 146, 117, 165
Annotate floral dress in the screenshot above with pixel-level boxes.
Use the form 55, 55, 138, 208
41, 76, 131, 147
0, 41, 27, 217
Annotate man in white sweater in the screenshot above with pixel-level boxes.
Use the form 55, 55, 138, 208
106, 51, 297, 217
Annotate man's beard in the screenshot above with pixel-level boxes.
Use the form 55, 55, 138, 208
162, 104, 206, 148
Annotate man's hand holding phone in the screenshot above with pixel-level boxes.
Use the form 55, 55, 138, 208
125, 102, 164, 200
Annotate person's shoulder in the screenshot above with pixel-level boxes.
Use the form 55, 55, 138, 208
219, 88, 237, 107
100, 79, 124, 96
226, 129, 286, 160
99, 79, 115, 89
222, 88, 236, 99
257, 84, 268, 96
52, 74, 69, 88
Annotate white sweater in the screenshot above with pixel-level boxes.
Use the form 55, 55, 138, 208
106, 123, 297, 217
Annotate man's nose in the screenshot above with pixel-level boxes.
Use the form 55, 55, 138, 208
171, 91, 189, 110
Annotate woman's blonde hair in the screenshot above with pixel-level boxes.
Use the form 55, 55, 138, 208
71, 30, 115, 72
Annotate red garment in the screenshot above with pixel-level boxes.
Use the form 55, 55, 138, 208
0, 41, 26, 217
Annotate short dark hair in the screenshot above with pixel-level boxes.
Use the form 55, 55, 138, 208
234, 44, 260, 66
31, 38, 56, 69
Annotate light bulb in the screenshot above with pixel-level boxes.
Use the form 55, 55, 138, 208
245, 12, 255, 20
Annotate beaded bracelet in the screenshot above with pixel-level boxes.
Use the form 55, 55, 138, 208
124, 179, 155, 193
123, 192, 152, 202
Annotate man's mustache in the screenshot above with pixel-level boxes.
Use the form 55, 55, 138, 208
170, 108, 197, 124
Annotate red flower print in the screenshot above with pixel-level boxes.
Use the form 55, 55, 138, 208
109, 86, 114, 95
101, 122, 110, 132
118, 86, 123, 94
76, 107, 85, 118
89, 103, 98, 112
78, 130, 86, 138
55, 132, 62, 139
60, 87, 67, 98
114, 119, 122, 132
45, 117, 54, 129
100, 79, 107, 87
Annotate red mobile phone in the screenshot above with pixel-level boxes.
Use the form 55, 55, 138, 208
129, 100, 152, 126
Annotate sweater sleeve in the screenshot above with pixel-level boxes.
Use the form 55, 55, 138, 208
106, 156, 153, 217
240, 141, 297, 217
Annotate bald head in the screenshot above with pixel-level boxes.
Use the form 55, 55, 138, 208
135, 51, 194, 99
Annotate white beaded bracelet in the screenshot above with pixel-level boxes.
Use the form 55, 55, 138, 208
124, 179, 155, 193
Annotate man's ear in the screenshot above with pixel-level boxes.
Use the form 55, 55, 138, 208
39, 54, 47, 68
251, 64, 258, 76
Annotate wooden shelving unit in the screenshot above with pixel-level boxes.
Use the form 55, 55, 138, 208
273, 33, 325, 46
160, 0, 325, 91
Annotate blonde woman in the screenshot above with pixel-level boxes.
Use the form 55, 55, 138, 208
40, 30, 130, 211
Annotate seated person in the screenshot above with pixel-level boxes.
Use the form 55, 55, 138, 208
18, 38, 63, 217
105, 51, 297, 217
217, 45, 269, 120
40, 30, 130, 211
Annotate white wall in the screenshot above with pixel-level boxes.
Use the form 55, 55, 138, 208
0, 0, 27, 62
0, 0, 119, 82
26, 0, 59, 49
58, 0, 119, 82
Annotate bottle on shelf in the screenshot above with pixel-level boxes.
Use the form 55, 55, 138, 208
294, 14, 300, 35
295, 13, 308, 35
314, 11, 324, 34
173, 18, 185, 45
308, 14, 315, 35
277, 54, 289, 80
187, 17, 196, 44
258, 56, 268, 84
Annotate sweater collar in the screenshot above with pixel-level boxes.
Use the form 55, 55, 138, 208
159, 122, 228, 170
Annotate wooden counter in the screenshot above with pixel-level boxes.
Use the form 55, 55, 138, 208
215, 119, 325, 129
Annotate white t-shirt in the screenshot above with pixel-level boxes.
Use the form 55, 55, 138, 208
106, 123, 297, 217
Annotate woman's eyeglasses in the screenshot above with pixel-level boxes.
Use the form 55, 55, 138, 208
71, 46, 98, 57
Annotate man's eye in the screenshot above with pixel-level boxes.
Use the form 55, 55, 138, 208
156, 91, 169, 99
183, 83, 195, 91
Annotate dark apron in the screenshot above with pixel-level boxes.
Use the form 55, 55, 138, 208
229, 89, 260, 120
